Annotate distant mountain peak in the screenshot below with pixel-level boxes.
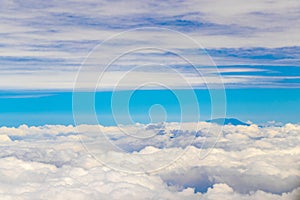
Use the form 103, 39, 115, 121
206, 118, 250, 126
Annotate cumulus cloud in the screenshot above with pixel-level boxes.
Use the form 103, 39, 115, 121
0, 122, 299, 199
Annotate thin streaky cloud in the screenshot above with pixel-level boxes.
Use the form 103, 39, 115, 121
0, 0, 299, 89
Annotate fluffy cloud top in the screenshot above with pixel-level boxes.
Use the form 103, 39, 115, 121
0, 122, 299, 199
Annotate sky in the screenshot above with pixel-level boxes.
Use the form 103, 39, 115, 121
0, 0, 300, 125
0, 0, 299, 90
0, 89, 300, 126
0, 1, 300, 199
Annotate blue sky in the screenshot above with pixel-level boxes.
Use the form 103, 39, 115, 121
0, 89, 299, 126
0, 0, 300, 125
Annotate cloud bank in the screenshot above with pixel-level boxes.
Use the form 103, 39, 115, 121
0, 122, 299, 199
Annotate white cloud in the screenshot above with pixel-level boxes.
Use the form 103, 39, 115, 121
200, 183, 300, 200
0, 122, 299, 199
0, 135, 11, 142
0, 0, 299, 89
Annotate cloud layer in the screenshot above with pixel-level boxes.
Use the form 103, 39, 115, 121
0, 122, 299, 199
0, 0, 299, 89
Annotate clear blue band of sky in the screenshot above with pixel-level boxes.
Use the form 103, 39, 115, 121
0, 88, 299, 127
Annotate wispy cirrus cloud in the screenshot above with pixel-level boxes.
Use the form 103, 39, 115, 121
0, 0, 299, 89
